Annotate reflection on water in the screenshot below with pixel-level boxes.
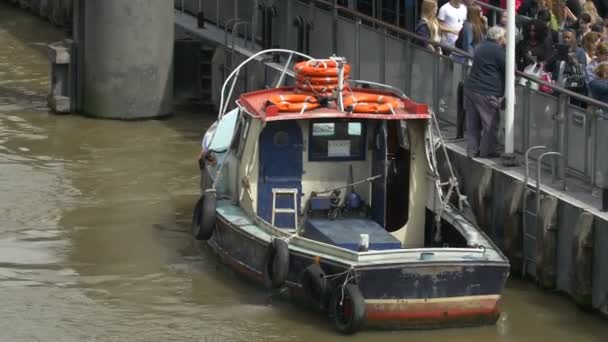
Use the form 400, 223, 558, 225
0, 2, 607, 341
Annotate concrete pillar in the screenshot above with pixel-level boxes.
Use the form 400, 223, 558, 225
82, 0, 173, 119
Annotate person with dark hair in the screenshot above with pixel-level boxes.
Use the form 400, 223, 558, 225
516, 19, 554, 71
537, 9, 560, 42
519, 0, 542, 17
546, 29, 587, 94
567, 0, 583, 17
577, 12, 593, 40
565, 28, 589, 66
591, 22, 606, 41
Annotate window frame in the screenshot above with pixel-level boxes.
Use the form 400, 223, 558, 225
308, 119, 367, 162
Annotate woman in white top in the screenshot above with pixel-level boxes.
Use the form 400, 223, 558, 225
438, 0, 468, 48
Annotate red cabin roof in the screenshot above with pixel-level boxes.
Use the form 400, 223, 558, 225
237, 87, 431, 122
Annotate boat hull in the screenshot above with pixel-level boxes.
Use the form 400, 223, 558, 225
207, 213, 509, 330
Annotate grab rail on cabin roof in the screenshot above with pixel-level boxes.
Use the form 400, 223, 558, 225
348, 80, 407, 99
218, 48, 315, 119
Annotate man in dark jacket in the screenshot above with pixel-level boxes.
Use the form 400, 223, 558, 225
463, 26, 506, 158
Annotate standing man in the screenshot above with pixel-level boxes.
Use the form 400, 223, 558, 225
438, 0, 468, 49
463, 26, 506, 158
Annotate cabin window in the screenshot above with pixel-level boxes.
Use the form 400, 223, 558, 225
230, 113, 251, 158
309, 120, 365, 161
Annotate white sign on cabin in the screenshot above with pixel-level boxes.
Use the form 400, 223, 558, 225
327, 140, 351, 157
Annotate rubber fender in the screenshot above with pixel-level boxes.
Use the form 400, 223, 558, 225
329, 283, 366, 334
536, 195, 559, 289
191, 192, 216, 240
263, 238, 290, 289
571, 211, 594, 308
299, 264, 329, 309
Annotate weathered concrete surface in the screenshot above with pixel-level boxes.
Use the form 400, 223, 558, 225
82, 0, 174, 119
443, 145, 608, 318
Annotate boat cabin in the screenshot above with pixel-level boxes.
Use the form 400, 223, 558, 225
202, 85, 466, 251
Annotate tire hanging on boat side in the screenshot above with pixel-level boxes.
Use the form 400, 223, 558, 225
263, 238, 290, 289
192, 192, 216, 240
299, 264, 329, 309
329, 283, 366, 334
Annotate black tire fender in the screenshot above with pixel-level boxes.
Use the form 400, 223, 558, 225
263, 238, 290, 289
192, 192, 216, 240
329, 283, 366, 334
299, 264, 329, 308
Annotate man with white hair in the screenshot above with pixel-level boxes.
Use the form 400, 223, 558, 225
463, 26, 506, 158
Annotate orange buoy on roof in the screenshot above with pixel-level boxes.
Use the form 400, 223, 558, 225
294, 59, 351, 77
296, 82, 349, 93
295, 75, 346, 85
267, 94, 320, 112
343, 94, 401, 114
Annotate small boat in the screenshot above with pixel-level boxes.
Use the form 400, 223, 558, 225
192, 49, 509, 334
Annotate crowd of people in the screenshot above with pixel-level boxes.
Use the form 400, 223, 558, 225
415, 0, 608, 103
415, 0, 608, 157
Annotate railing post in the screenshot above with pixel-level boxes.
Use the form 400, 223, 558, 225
355, 19, 361, 80
251, 0, 258, 48
234, 0, 238, 21
589, 106, 599, 189
403, 38, 413, 94
432, 54, 440, 118
556, 93, 568, 190
285, 0, 293, 50
381, 28, 387, 84
504, 0, 516, 156
372, 0, 377, 20
216, 0, 220, 26
522, 84, 532, 153
333, 0, 338, 54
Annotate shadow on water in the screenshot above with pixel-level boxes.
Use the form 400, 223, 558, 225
0, 2, 66, 57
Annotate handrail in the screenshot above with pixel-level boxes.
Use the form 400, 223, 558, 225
472, 0, 533, 22
349, 79, 407, 98
218, 48, 315, 118
300, 0, 474, 58
297, 0, 608, 112
518, 72, 608, 110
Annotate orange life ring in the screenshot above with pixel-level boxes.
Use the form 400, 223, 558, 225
296, 82, 350, 93
343, 94, 401, 114
294, 60, 352, 77
295, 75, 347, 85
268, 94, 320, 112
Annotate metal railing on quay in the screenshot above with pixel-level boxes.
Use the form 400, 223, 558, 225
187, 0, 608, 193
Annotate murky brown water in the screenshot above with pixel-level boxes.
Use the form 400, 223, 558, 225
1, 3, 607, 341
